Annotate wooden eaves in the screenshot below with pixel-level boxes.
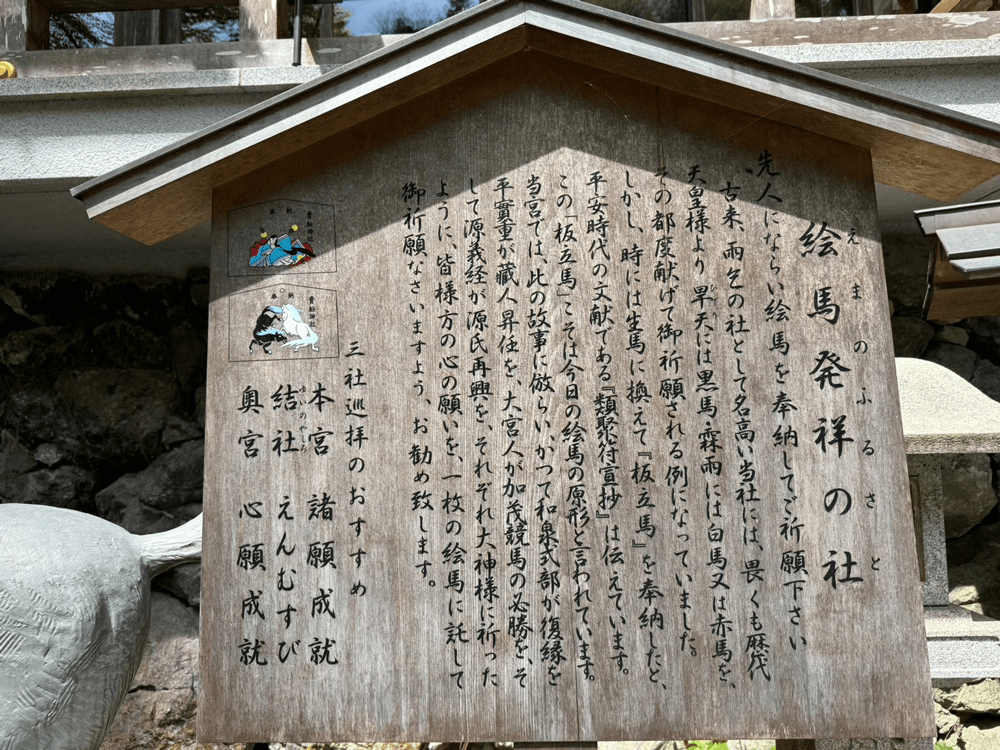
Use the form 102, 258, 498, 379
71, 0, 1000, 246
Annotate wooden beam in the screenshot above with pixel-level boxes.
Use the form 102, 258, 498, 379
931, 0, 997, 12
1, 0, 48, 52
239, 0, 287, 41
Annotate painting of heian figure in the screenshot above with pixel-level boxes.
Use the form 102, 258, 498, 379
249, 228, 315, 268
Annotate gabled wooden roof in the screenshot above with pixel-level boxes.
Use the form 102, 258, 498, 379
72, 0, 1000, 246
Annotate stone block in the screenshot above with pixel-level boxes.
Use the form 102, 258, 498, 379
909, 454, 950, 606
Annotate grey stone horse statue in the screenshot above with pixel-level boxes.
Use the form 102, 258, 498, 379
0, 504, 202, 750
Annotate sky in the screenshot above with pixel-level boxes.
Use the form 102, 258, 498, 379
341, 0, 453, 34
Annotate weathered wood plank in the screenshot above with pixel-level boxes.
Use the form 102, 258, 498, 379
198, 53, 933, 744
239, 0, 288, 41
750, 0, 796, 21
1, 0, 48, 52
114, 8, 181, 45
931, 0, 996, 13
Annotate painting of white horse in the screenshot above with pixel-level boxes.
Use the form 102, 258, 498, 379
278, 304, 320, 352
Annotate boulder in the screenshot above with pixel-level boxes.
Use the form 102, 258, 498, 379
960, 721, 1000, 750
3, 369, 179, 466
937, 325, 971, 347
3, 272, 188, 330
100, 593, 199, 750
948, 523, 1000, 620
0, 465, 97, 511
941, 453, 997, 538
965, 316, 1000, 364
96, 439, 204, 534
0, 325, 105, 383
924, 343, 979, 382
33, 442, 66, 467
153, 562, 201, 608
168, 322, 208, 397
939, 680, 1000, 715
161, 416, 203, 448
971, 358, 1000, 405
891, 316, 934, 358
882, 235, 933, 313
0, 429, 36, 477
91, 320, 171, 371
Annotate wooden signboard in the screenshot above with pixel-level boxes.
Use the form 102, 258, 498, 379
200, 55, 933, 743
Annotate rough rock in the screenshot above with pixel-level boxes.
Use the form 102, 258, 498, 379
153, 562, 202, 608
971, 358, 1000, 404
938, 326, 971, 347
3, 369, 179, 466
891, 316, 935, 358
966, 316, 1000, 364
924, 343, 979, 382
162, 416, 203, 448
33, 442, 65, 467
168, 322, 208, 397
937, 700, 961, 738
3, 272, 189, 329
0, 429, 36, 477
92, 319, 171, 371
185, 267, 210, 314
950, 585, 983, 614
0, 464, 97, 510
960, 721, 1000, 750
100, 593, 199, 750
96, 439, 204, 534
939, 680, 1000, 715
941, 453, 998, 538
948, 523, 1000, 620
882, 235, 933, 313
194, 385, 207, 430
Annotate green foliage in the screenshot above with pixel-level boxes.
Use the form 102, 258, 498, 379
686, 742, 731, 750
183, 6, 239, 44
289, 3, 352, 38
370, 2, 440, 33
49, 12, 114, 49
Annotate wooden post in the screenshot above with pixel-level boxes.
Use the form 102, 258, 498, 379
750, 0, 796, 20
1, 0, 49, 52
239, 0, 288, 41
114, 9, 181, 47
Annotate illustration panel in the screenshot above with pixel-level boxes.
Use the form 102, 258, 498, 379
229, 284, 339, 362
228, 199, 337, 277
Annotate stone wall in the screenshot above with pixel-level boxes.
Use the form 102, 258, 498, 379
2, 234, 1000, 748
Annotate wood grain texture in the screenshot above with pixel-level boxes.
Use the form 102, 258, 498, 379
239, 0, 288, 41
750, 0, 796, 21
0, 0, 48, 52
925, 242, 1000, 321
198, 53, 933, 745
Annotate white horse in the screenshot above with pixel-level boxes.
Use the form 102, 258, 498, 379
278, 304, 320, 352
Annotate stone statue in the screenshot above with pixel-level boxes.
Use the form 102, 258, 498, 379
0, 504, 202, 750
